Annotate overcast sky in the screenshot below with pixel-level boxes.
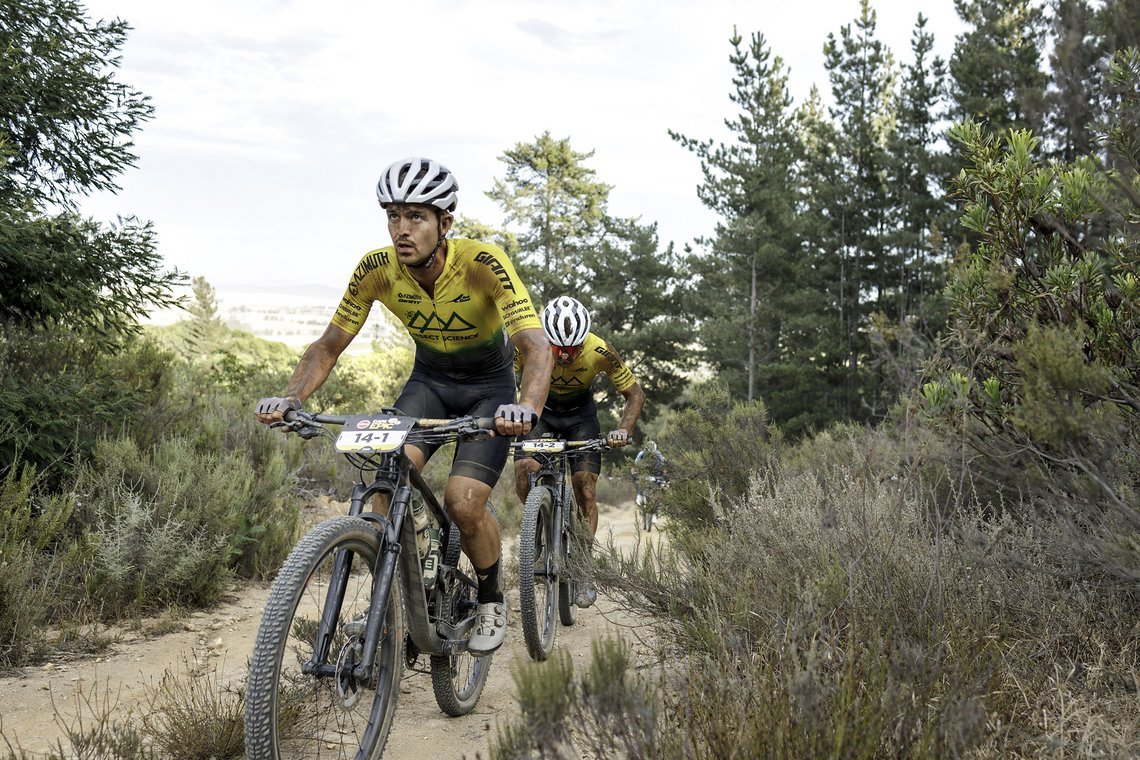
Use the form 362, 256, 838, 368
77, 0, 967, 299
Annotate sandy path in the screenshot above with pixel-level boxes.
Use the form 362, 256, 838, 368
0, 501, 658, 759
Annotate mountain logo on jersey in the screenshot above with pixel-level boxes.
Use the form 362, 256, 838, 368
550, 375, 585, 389
406, 310, 478, 334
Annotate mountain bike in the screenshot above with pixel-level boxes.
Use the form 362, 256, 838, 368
245, 409, 497, 760
511, 436, 609, 661
634, 474, 667, 533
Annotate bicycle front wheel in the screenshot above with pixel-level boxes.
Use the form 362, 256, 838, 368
245, 515, 404, 760
558, 484, 579, 627
518, 485, 559, 660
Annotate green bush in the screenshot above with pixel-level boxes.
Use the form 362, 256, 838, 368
0, 460, 83, 666
69, 427, 299, 613
493, 635, 657, 760
0, 327, 176, 489
657, 379, 781, 534
567, 421, 1139, 757
919, 106, 1140, 593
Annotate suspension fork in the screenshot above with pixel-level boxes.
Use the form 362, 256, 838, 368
306, 476, 407, 679
353, 482, 411, 679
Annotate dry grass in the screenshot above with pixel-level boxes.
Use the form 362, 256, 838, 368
492, 418, 1140, 759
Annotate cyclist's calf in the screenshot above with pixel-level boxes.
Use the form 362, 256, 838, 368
443, 475, 501, 569
570, 470, 599, 535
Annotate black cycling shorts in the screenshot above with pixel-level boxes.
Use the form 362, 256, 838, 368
393, 366, 515, 487
520, 400, 602, 475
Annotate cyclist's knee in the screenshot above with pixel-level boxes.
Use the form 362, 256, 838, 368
445, 476, 494, 530
513, 458, 538, 503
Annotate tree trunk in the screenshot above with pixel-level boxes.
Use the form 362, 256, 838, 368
748, 250, 757, 402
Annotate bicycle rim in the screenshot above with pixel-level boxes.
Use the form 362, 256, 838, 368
245, 516, 404, 760
518, 486, 558, 660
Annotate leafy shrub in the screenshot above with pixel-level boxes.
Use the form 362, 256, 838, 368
918, 107, 1140, 593
139, 662, 245, 760
0, 460, 82, 666
565, 421, 1139, 757
71, 429, 298, 612
656, 379, 781, 533
0, 327, 176, 489
493, 636, 657, 760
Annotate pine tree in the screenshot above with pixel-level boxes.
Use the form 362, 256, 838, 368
822, 0, 899, 420
0, 0, 182, 346
949, 0, 1049, 136
582, 218, 696, 419
793, 87, 852, 430
1047, 0, 1103, 162
486, 133, 610, 304
886, 13, 954, 334
671, 29, 803, 411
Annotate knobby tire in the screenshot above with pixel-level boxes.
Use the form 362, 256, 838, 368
245, 515, 404, 760
518, 485, 558, 661
557, 483, 579, 627
430, 521, 494, 715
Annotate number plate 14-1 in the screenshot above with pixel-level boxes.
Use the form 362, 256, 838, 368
334, 415, 415, 453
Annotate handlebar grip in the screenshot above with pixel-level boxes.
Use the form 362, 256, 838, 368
475, 417, 498, 431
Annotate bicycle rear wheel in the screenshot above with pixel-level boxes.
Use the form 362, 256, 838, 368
518, 485, 558, 661
245, 515, 404, 760
431, 523, 493, 715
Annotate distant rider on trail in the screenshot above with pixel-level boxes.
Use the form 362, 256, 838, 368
632, 439, 667, 527
513, 295, 645, 606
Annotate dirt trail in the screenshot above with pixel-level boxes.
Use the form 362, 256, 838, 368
0, 501, 660, 759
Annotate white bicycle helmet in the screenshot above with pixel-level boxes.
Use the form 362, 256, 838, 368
376, 157, 459, 213
542, 296, 591, 347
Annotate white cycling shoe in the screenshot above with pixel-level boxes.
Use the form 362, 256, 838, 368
467, 601, 506, 655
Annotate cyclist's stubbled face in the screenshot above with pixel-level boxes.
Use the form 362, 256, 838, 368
551, 344, 582, 367
387, 204, 452, 266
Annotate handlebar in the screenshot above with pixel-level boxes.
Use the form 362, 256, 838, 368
278, 409, 497, 437
509, 437, 612, 453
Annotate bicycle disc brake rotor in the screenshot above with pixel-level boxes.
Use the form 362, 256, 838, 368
334, 635, 366, 708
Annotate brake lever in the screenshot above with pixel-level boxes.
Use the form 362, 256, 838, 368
269, 419, 324, 439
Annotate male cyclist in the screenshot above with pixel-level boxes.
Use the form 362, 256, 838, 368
513, 295, 645, 607
256, 157, 552, 655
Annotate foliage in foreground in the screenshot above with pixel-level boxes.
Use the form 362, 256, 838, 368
1, 661, 244, 760
493, 396, 1138, 758
919, 52, 1140, 595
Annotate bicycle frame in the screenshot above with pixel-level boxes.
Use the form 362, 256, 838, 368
515, 438, 610, 579
294, 413, 485, 682
524, 450, 573, 560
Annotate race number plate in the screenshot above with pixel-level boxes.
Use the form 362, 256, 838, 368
334, 415, 415, 453
520, 439, 566, 453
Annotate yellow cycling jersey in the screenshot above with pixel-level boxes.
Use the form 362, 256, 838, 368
515, 332, 638, 410
331, 238, 541, 377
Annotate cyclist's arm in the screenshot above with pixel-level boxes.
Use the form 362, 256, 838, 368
605, 381, 644, 447
274, 324, 354, 413
512, 327, 551, 415
616, 382, 645, 436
